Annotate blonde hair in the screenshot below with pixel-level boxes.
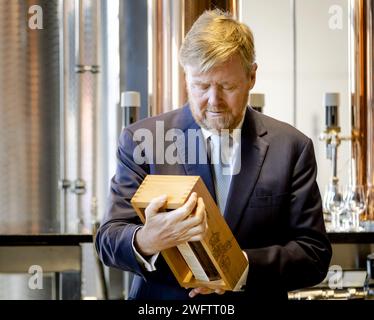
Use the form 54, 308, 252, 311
179, 9, 255, 75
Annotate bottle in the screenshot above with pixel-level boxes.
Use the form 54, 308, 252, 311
324, 92, 340, 130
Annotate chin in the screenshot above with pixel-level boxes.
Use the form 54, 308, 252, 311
202, 117, 235, 131
191, 108, 237, 130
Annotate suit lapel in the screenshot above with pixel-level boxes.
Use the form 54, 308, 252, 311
224, 108, 269, 232
175, 106, 216, 200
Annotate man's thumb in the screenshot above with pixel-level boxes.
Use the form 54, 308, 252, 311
144, 194, 168, 217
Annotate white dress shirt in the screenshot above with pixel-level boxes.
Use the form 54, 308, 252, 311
200, 114, 244, 178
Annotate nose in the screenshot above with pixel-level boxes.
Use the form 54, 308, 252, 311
207, 86, 221, 106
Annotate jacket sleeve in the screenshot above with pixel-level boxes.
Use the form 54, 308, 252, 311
95, 128, 152, 278
244, 139, 332, 292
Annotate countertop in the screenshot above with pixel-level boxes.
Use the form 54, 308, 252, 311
0, 234, 93, 246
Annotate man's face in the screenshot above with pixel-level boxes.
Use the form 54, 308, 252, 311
185, 55, 257, 131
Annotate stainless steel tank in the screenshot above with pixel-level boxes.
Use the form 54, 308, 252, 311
0, 0, 110, 299
0, 0, 104, 234
0, 0, 62, 300
0, 0, 61, 234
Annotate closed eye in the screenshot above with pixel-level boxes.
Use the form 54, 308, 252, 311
219, 82, 237, 91
222, 85, 235, 91
193, 83, 210, 91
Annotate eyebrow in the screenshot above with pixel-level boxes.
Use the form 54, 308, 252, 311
192, 80, 206, 84
192, 80, 235, 85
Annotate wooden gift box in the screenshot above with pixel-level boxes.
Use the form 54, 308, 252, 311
131, 175, 248, 291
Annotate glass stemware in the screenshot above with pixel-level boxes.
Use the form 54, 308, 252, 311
345, 185, 367, 232
325, 184, 345, 232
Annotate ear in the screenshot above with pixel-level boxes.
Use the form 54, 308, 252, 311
248, 63, 257, 90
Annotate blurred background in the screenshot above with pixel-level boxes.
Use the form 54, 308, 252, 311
0, 0, 373, 300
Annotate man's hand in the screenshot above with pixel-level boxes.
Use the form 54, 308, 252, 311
135, 192, 207, 256
189, 287, 226, 298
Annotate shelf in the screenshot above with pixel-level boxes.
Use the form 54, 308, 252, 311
328, 232, 374, 244
0, 234, 93, 246
0, 233, 91, 299
1, 232, 371, 246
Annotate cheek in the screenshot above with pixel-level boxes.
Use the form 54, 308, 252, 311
226, 95, 241, 108
190, 89, 205, 100
227, 93, 247, 114
190, 91, 207, 107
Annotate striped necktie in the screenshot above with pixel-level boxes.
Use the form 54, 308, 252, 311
207, 135, 233, 214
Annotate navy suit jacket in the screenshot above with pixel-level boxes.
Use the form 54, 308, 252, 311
95, 105, 332, 301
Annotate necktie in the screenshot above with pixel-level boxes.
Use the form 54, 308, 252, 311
208, 135, 233, 214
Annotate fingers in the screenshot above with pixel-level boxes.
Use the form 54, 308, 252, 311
143, 193, 206, 246
195, 197, 205, 220
144, 194, 167, 217
189, 287, 225, 298
172, 192, 198, 221
179, 212, 207, 242
176, 197, 207, 242
215, 288, 225, 295
189, 289, 197, 298
189, 287, 212, 298
179, 197, 206, 230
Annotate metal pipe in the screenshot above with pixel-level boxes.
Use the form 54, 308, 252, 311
74, 0, 100, 232
74, 0, 84, 230
148, 0, 239, 116
350, 0, 374, 221
332, 142, 338, 180
365, 0, 374, 220
349, 0, 367, 188
59, 0, 68, 233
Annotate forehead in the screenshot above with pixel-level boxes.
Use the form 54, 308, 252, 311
185, 55, 247, 83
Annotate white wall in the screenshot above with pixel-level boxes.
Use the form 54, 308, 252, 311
241, 0, 351, 193
241, 0, 294, 124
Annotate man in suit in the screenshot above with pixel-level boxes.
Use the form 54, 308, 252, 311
95, 9, 332, 300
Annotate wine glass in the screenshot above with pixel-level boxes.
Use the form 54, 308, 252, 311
326, 184, 345, 232
345, 185, 367, 232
